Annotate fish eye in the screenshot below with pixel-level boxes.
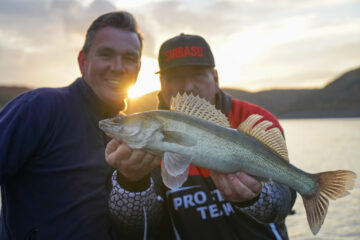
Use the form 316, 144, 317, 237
113, 117, 123, 124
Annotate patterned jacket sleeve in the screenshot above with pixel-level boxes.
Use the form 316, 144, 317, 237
108, 170, 165, 238
233, 180, 297, 223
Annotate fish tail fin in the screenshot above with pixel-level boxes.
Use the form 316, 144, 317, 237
302, 170, 356, 235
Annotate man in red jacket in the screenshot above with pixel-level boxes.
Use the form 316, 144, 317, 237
106, 33, 296, 240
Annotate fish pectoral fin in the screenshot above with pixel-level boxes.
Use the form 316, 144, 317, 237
161, 164, 189, 190
161, 152, 192, 189
163, 130, 196, 147
164, 152, 192, 176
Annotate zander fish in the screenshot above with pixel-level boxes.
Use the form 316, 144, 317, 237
99, 93, 356, 235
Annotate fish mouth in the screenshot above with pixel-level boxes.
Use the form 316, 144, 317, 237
99, 119, 115, 138
99, 115, 143, 139
98, 119, 111, 130
99, 115, 124, 126
99, 116, 125, 137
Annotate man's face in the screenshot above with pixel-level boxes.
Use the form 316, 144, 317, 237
160, 66, 219, 106
79, 27, 141, 106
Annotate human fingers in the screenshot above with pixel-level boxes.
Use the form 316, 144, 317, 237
235, 172, 263, 194
124, 150, 160, 172
141, 152, 161, 169
105, 139, 120, 158
211, 171, 262, 202
117, 149, 160, 182
105, 141, 132, 168
210, 171, 235, 198
223, 173, 261, 202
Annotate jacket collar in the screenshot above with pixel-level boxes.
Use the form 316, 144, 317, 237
72, 77, 124, 119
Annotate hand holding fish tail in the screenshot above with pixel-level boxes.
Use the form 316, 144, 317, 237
105, 139, 161, 182
210, 171, 263, 203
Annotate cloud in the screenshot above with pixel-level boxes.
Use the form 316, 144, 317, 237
128, 0, 359, 57
131, 12, 158, 58
0, 0, 359, 91
147, 0, 239, 35
0, 0, 57, 47
124, 0, 244, 57
225, 0, 358, 8
0, 0, 119, 52
50, 0, 117, 37
214, 10, 360, 90
0, 0, 121, 87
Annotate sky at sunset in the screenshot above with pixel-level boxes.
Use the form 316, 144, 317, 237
0, 0, 359, 98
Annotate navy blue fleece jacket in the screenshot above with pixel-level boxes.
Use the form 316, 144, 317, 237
0, 78, 119, 239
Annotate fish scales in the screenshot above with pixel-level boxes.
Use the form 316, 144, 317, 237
104, 110, 317, 196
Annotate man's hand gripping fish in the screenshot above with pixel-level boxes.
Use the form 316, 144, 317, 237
99, 93, 356, 235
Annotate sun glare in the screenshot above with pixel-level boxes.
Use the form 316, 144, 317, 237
128, 56, 160, 99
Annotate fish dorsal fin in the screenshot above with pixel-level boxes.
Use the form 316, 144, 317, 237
238, 114, 289, 162
170, 93, 231, 128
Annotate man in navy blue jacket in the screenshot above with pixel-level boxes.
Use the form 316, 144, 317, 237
0, 11, 159, 239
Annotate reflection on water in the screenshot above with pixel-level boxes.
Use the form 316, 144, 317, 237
281, 118, 360, 240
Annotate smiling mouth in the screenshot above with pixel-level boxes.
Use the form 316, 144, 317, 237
105, 80, 131, 95
107, 79, 120, 85
105, 79, 127, 91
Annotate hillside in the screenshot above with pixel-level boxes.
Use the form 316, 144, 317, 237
0, 86, 31, 108
1, 67, 359, 118
221, 88, 313, 116
125, 89, 314, 116
126, 67, 360, 118
277, 68, 360, 118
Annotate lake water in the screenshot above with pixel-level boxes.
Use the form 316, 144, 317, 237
1, 118, 359, 239
281, 118, 360, 240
